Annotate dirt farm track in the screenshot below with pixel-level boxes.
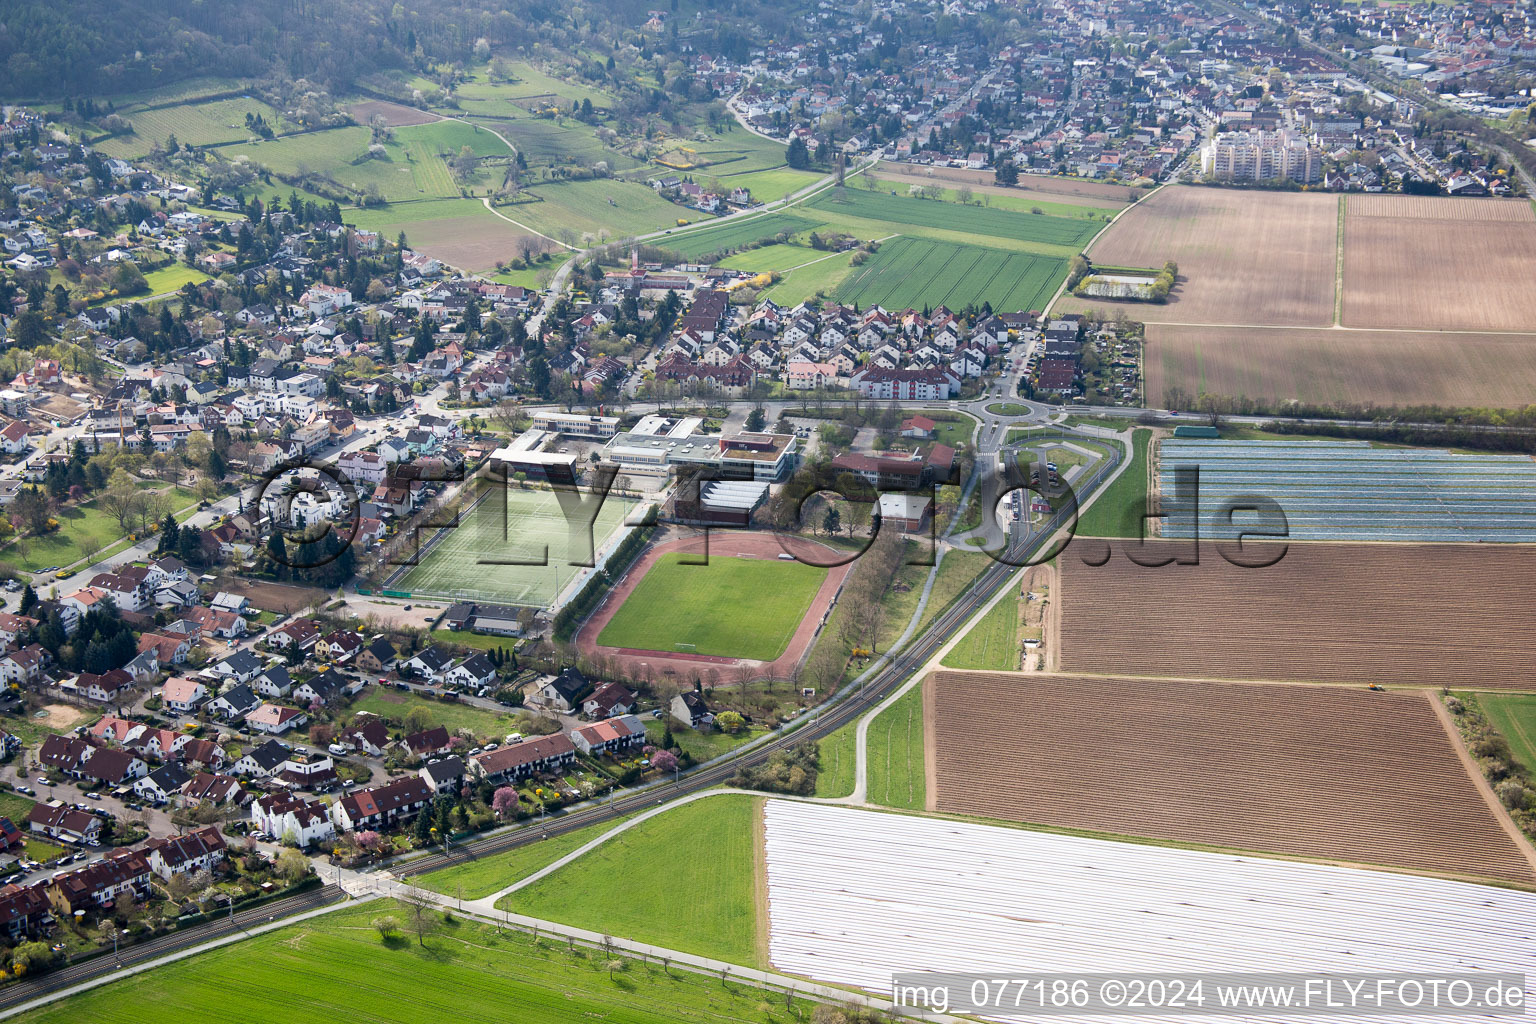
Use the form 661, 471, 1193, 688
926, 671, 1536, 885
1058, 542, 1536, 687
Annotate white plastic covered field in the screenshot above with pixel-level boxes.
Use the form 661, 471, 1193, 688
761, 800, 1536, 1023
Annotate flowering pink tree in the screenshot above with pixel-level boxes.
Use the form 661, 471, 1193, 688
356, 830, 383, 853
650, 749, 679, 774
492, 786, 519, 819
448, 736, 468, 751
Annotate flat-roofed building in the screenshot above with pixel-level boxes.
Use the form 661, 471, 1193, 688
528, 411, 620, 439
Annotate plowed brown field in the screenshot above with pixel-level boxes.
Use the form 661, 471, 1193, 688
1342, 209, 1536, 331
1347, 194, 1535, 222
1144, 323, 1536, 408
927, 671, 1536, 884
1058, 542, 1536, 687
1059, 186, 1338, 326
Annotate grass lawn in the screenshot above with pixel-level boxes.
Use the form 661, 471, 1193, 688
912, 550, 992, 639
0, 500, 130, 572
510, 178, 684, 239
142, 265, 211, 294
942, 596, 1021, 671
814, 718, 858, 798
643, 718, 761, 763
1074, 427, 1150, 538
416, 813, 637, 899
350, 685, 520, 741
501, 795, 763, 967
22, 838, 65, 863
866, 685, 924, 811
921, 412, 977, 449
1062, 413, 1139, 432
597, 554, 826, 661
10, 898, 812, 1024
0, 790, 36, 823
987, 403, 1032, 416
1478, 692, 1536, 772
428, 629, 521, 655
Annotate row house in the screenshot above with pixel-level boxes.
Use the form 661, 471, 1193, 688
570, 715, 647, 756
329, 776, 433, 832
47, 850, 153, 914
468, 734, 577, 784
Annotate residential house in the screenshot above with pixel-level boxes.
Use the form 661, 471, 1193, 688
582, 682, 637, 720
400, 726, 452, 760
670, 691, 715, 729
444, 653, 496, 691
535, 668, 590, 713
467, 734, 576, 784
133, 763, 191, 806
160, 677, 208, 713
245, 703, 308, 735
26, 802, 104, 844
570, 715, 647, 756
207, 683, 260, 721
249, 792, 335, 848
329, 776, 433, 832
418, 756, 466, 794
143, 826, 226, 880
47, 850, 152, 913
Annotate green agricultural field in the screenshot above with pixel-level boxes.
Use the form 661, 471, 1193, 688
657, 212, 819, 260
657, 129, 795, 176
416, 813, 637, 899
142, 265, 211, 294
806, 187, 1098, 251
9, 898, 812, 1024
709, 166, 825, 203
761, 252, 857, 305
397, 484, 638, 606
402, 119, 515, 158
495, 60, 617, 108
866, 685, 925, 810
942, 597, 1022, 671
349, 686, 520, 742
93, 96, 290, 159
834, 237, 1066, 313
467, 116, 640, 171
220, 126, 373, 177
596, 553, 826, 661
1478, 693, 1536, 772
716, 243, 822, 274
1075, 428, 1149, 539
868, 178, 1121, 220
343, 197, 489, 231
501, 795, 763, 966
814, 718, 858, 798
511, 178, 685, 239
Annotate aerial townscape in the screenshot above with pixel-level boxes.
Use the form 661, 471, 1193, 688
0, 0, 1530, 1019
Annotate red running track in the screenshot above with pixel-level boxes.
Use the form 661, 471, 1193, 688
575, 528, 852, 685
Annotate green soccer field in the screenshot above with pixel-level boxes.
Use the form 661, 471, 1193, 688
397, 485, 637, 606
596, 553, 827, 661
